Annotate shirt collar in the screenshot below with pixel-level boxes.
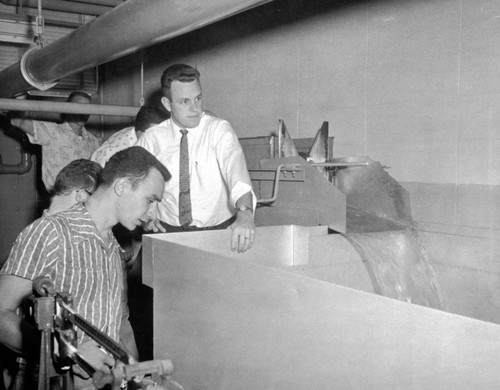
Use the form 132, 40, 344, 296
62, 122, 89, 138
61, 203, 120, 251
170, 112, 206, 135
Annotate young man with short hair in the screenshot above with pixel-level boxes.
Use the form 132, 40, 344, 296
0, 146, 170, 389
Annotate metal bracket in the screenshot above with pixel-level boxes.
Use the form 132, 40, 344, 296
252, 161, 369, 206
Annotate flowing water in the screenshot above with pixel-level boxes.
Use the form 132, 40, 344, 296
344, 207, 443, 309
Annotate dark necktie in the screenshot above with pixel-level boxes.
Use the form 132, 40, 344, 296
179, 129, 193, 227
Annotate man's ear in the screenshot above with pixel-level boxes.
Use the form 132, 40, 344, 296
114, 178, 131, 196
75, 189, 89, 203
161, 96, 172, 113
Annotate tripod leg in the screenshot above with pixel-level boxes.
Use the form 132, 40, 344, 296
37, 331, 51, 390
61, 371, 73, 390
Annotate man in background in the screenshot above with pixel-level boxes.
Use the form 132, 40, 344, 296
91, 105, 169, 167
136, 63, 256, 254
46, 158, 102, 215
9, 91, 100, 190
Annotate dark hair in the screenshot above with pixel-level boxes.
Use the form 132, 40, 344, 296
67, 91, 92, 102
101, 146, 171, 189
52, 159, 102, 196
161, 64, 200, 100
135, 105, 169, 133
63, 91, 91, 123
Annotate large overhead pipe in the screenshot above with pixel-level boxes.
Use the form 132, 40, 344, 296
0, 98, 138, 116
0, 0, 273, 98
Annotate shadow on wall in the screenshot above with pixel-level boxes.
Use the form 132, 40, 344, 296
135, 0, 371, 73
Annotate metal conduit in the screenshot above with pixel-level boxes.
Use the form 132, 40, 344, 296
0, 0, 113, 16
0, 150, 31, 174
0, 98, 138, 116
0, 0, 272, 98
66, 0, 122, 7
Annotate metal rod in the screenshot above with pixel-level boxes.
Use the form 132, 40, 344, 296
38, 330, 51, 390
254, 161, 370, 205
0, 98, 138, 116
60, 300, 131, 364
56, 333, 96, 376
0, 0, 273, 98
65, 0, 121, 6
255, 164, 302, 205
308, 162, 370, 168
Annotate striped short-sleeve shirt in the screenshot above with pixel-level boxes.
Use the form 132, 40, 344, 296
1, 203, 123, 344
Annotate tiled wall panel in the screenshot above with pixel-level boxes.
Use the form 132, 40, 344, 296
102, 0, 500, 229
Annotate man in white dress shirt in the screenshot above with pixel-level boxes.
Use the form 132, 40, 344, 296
136, 63, 255, 253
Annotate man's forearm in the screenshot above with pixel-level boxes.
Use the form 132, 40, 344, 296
120, 319, 139, 362
235, 191, 254, 214
11, 118, 35, 136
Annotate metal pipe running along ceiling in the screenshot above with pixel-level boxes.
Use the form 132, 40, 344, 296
0, 98, 138, 116
0, 0, 273, 99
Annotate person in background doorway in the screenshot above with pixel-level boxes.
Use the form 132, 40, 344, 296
136, 63, 256, 254
9, 91, 100, 191
91, 105, 170, 167
0, 146, 170, 389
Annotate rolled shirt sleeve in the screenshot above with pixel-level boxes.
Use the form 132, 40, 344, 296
213, 123, 256, 210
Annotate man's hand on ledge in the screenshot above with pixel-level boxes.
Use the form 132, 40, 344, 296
229, 208, 255, 253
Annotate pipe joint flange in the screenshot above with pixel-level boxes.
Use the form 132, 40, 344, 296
20, 48, 57, 91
